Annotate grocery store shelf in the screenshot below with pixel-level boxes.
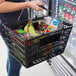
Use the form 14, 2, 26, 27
62, 49, 76, 70
65, 0, 76, 5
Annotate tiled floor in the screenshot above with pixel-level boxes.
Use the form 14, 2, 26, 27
0, 35, 55, 76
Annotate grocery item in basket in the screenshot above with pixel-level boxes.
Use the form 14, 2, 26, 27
51, 19, 60, 30
24, 21, 30, 32
44, 24, 58, 33
38, 21, 45, 28
38, 21, 42, 28
44, 19, 62, 33
29, 21, 40, 36
44, 16, 52, 25
51, 19, 62, 30
24, 21, 41, 36
24, 33, 34, 39
36, 21, 45, 34
13, 29, 25, 33
44, 25, 52, 32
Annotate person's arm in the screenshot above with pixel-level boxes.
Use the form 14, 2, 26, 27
0, 0, 44, 13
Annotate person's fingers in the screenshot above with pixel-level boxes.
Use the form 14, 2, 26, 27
39, 7, 43, 10
36, 2, 44, 10
29, 1, 44, 11
35, 8, 41, 12
35, 7, 42, 12
37, 2, 44, 6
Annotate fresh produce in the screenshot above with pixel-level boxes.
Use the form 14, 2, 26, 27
24, 21, 30, 32
24, 21, 40, 36
29, 21, 40, 36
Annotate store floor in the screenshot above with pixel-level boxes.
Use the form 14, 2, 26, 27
0, 35, 55, 76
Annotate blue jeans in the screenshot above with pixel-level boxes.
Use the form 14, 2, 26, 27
7, 52, 21, 76
3, 37, 21, 76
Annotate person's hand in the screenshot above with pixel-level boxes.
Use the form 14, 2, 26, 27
27, 1, 44, 11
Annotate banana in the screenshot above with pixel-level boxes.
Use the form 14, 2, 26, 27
24, 22, 30, 32
24, 21, 40, 37
29, 21, 40, 36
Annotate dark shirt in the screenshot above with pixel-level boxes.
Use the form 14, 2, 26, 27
0, 0, 28, 37
0, 0, 28, 23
